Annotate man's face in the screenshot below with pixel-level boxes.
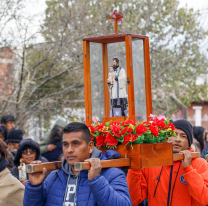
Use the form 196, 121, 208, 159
168, 128, 189, 153
113, 60, 118, 67
7, 142, 19, 150
62, 131, 94, 166
3, 121, 15, 131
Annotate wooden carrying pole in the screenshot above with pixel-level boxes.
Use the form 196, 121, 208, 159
74, 158, 130, 171
74, 152, 200, 171
26, 161, 62, 173
26, 152, 200, 173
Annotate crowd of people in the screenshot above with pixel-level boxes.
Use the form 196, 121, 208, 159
0, 115, 208, 205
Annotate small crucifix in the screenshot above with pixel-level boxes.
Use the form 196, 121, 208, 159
109, 10, 123, 34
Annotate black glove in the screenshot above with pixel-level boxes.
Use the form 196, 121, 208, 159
115, 76, 118, 81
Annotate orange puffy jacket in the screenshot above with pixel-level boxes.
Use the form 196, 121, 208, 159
127, 150, 208, 206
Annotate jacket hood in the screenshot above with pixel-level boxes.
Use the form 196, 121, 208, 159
14, 138, 40, 166
61, 147, 121, 175
54, 119, 67, 128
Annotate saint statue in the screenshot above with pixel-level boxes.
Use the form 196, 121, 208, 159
107, 58, 128, 116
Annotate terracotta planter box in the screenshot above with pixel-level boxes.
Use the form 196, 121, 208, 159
101, 142, 173, 169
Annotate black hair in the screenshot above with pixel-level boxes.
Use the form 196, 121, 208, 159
1, 115, 15, 124
50, 125, 63, 144
193, 126, 205, 152
0, 125, 8, 141
0, 139, 8, 160
113, 58, 119, 63
63, 122, 91, 144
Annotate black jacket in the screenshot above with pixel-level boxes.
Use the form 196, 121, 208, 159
13, 138, 40, 167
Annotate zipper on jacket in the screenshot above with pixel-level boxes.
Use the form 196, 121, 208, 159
167, 165, 173, 206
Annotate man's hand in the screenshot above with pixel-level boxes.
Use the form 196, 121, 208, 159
47, 144, 56, 151
28, 161, 47, 185
20, 179, 28, 186
84, 158, 102, 180
180, 150, 192, 168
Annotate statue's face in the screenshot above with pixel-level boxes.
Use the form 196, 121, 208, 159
110, 67, 114, 72
113, 60, 118, 67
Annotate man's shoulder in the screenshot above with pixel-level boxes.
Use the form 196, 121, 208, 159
45, 168, 64, 183
192, 157, 208, 168
101, 167, 125, 178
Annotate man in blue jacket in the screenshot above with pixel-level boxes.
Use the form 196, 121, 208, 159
23, 122, 131, 206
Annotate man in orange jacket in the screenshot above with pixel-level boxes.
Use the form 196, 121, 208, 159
127, 119, 208, 206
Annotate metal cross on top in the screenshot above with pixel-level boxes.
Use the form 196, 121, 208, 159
109, 10, 123, 34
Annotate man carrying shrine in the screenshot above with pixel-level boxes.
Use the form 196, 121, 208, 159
23, 122, 131, 206
127, 119, 208, 206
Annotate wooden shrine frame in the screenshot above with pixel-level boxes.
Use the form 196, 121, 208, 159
83, 33, 152, 124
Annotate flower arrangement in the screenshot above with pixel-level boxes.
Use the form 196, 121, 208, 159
109, 10, 123, 23
87, 115, 176, 149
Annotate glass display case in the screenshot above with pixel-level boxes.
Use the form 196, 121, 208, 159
83, 33, 152, 124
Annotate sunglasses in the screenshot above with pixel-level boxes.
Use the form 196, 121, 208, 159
22, 149, 36, 155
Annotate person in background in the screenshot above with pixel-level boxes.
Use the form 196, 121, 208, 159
10, 138, 41, 186
6, 128, 23, 158
201, 131, 208, 158
42, 125, 63, 162
1, 115, 15, 132
0, 139, 24, 206
192, 126, 205, 156
0, 125, 14, 169
205, 132, 208, 145
39, 119, 67, 155
0, 124, 8, 141
205, 151, 208, 162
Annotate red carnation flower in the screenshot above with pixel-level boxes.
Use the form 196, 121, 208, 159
109, 121, 120, 126
91, 134, 94, 141
96, 123, 108, 134
105, 133, 118, 146
87, 125, 96, 133
157, 120, 167, 129
168, 122, 175, 131
123, 134, 131, 145
96, 135, 105, 147
121, 120, 136, 126
121, 126, 133, 136
143, 121, 151, 126
123, 134, 138, 145
110, 125, 121, 137
136, 124, 148, 136
149, 125, 159, 137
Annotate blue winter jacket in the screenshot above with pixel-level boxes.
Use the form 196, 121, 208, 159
23, 148, 131, 206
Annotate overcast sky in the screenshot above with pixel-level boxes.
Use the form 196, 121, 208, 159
179, 0, 208, 10
31, 0, 208, 15
23, 0, 208, 44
